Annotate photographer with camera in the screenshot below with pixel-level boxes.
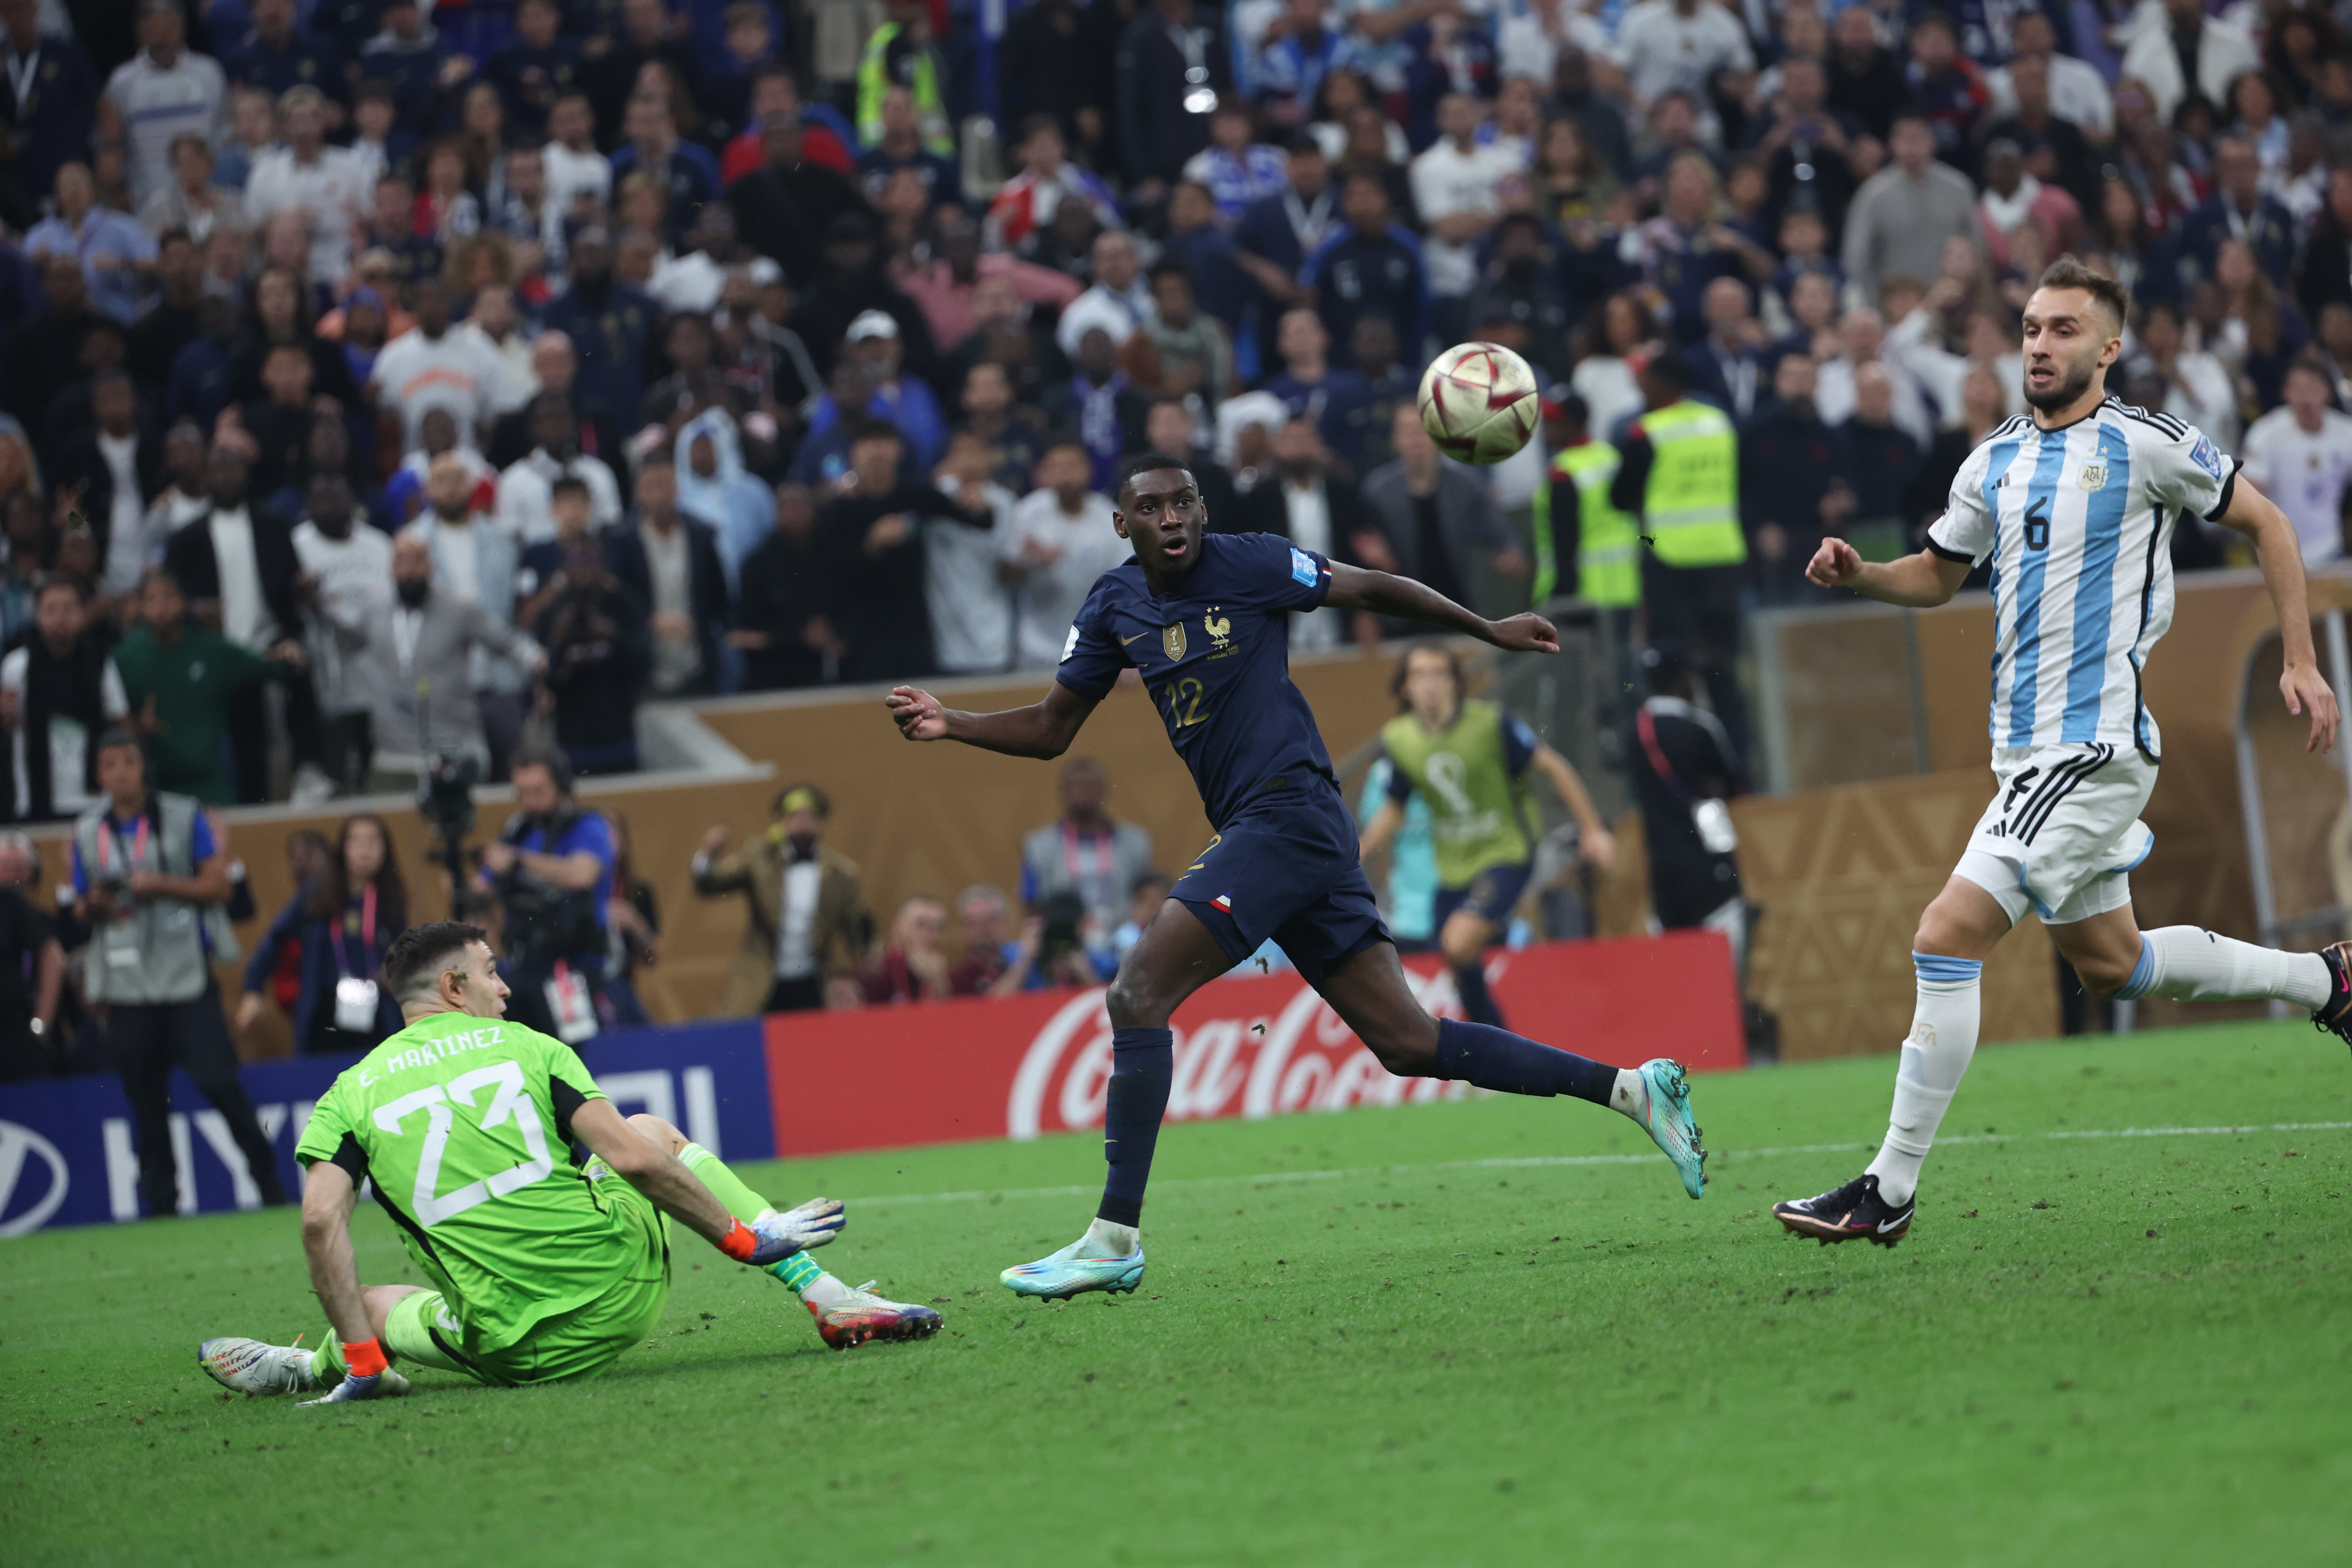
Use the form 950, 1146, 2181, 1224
72, 728, 287, 1216
478, 747, 615, 1044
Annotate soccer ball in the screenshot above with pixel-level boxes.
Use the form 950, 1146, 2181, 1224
1417, 342, 1541, 464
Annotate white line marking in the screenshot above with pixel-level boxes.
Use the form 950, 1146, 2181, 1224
842, 1122, 2352, 1209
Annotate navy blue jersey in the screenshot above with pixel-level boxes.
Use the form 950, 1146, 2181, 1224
1056, 533, 1336, 830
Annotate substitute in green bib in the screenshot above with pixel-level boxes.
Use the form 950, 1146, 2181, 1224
198, 922, 943, 1405
1359, 645, 1616, 1028
1608, 354, 1751, 764
1532, 394, 1641, 610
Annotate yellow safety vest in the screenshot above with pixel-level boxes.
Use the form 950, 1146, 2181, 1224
858, 23, 954, 157
1636, 399, 1745, 568
1546, 442, 1642, 607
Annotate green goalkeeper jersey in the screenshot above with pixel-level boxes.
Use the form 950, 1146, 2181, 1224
295, 1011, 651, 1353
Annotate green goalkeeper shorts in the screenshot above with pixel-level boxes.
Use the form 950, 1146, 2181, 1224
384, 1172, 672, 1387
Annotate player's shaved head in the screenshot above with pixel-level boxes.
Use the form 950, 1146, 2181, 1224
383, 921, 491, 1003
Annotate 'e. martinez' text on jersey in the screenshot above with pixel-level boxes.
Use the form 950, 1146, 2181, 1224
1056, 532, 1337, 829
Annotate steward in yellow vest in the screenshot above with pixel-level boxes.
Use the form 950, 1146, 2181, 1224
1530, 393, 1641, 607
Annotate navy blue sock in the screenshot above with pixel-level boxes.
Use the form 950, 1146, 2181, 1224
1452, 962, 1504, 1027
1435, 1018, 1616, 1105
1097, 1027, 1174, 1229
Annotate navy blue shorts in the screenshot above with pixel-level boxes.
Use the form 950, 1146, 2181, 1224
1170, 781, 1391, 989
1431, 860, 1536, 931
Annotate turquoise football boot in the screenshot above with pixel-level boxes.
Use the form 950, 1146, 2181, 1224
1000, 1238, 1147, 1299
1626, 1057, 1707, 1198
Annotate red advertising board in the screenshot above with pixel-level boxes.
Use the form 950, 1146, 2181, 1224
763, 931, 1741, 1158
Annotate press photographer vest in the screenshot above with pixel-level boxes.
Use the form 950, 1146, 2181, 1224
73, 791, 214, 1005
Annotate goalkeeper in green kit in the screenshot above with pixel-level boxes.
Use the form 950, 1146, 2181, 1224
199, 922, 940, 1403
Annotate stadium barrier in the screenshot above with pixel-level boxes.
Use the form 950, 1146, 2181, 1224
0, 932, 1739, 1235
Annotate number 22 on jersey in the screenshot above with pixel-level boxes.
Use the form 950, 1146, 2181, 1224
372, 1060, 556, 1226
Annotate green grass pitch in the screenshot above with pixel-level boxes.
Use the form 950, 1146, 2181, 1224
6, 1020, 2352, 1567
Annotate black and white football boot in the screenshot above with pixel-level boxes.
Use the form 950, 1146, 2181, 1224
1772, 1173, 1914, 1247
2313, 943, 2352, 1049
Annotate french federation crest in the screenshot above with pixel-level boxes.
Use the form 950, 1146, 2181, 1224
2077, 460, 2107, 492
1162, 622, 1187, 660
1204, 608, 1232, 651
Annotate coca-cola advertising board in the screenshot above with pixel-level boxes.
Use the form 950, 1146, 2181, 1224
764, 931, 1741, 1158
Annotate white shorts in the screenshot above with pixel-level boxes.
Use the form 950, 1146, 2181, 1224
1953, 742, 2155, 928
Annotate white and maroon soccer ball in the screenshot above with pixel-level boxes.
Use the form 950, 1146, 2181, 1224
1416, 342, 1541, 465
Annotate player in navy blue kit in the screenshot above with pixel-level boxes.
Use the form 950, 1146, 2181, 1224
887, 454, 1707, 1300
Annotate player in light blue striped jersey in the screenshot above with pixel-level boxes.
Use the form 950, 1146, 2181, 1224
1774, 257, 2352, 1247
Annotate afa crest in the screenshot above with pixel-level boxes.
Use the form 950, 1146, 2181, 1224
2077, 461, 2107, 492
1162, 622, 1187, 660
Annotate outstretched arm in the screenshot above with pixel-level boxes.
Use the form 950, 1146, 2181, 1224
887, 678, 1104, 758
2215, 473, 2340, 753
1531, 742, 1616, 869
1805, 537, 1974, 607
1322, 563, 1560, 653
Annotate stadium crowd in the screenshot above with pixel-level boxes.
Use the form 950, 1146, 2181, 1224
3, 0, 2352, 1093
1, 0, 2349, 822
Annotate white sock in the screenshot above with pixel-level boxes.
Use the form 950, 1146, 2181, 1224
1081, 1217, 1139, 1257
1864, 955, 1983, 1207
2116, 927, 2332, 1009
799, 1272, 853, 1308
1607, 1068, 1646, 1120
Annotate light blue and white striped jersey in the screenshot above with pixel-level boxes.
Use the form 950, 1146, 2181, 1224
1927, 397, 2239, 760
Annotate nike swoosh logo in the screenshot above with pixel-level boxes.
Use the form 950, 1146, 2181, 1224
1876, 1217, 1907, 1232
1120, 632, 1150, 645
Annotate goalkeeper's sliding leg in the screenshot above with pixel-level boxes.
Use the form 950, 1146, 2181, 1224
199, 1114, 940, 1400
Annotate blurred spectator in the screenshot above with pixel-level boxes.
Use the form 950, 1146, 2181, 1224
1842, 113, 1981, 304
1984, 10, 2111, 141
291, 473, 391, 794
497, 391, 626, 545
611, 454, 728, 699
902, 204, 1084, 355
1976, 137, 2081, 271
76, 726, 285, 1215
792, 211, 942, 386
26, 162, 156, 324
236, 812, 408, 1054
695, 782, 868, 1014
532, 501, 645, 774
405, 450, 527, 774
1412, 94, 1517, 342
1739, 352, 1839, 605
371, 278, 511, 453
1018, 756, 1156, 940
2177, 138, 2296, 289
860, 893, 953, 1003
1138, 261, 1233, 411
1115, 0, 1228, 190
483, 0, 582, 142
2, 255, 102, 434
1832, 363, 1923, 562
1238, 413, 1362, 649
1184, 102, 1287, 222
1816, 305, 1935, 447
1682, 276, 1770, 422
49, 367, 163, 601
2127, 300, 2238, 449
540, 228, 660, 436
110, 565, 299, 806
998, 0, 1095, 151
1616, 0, 1752, 108
1003, 438, 1126, 668
1160, 178, 1252, 340
159, 442, 316, 802
1910, 362, 2011, 542
820, 421, 993, 682
1057, 230, 1157, 359
1610, 354, 1750, 763
1319, 314, 1413, 476
0, 825, 63, 1080
597, 808, 658, 1026
1631, 648, 1748, 966
0, 0, 98, 231
948, 883, 1046, 996
479, 748, 615, 1043
2122, 0, 2258, 122
1043, 326, 1152, 494
0, 577, 129, 822
1357, 403, 1516, 637
357, 533, 539, 776
734, 481, 841, 690
2241, 361, 2352, 565
986, 117, 1123, 253
927, 431, 1018, 675
241, 86, 371, 284
1304, 172, 1428, 364
858, 85, 962, 207
1110, 868, 1174, 961
102, 0, 226, 213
